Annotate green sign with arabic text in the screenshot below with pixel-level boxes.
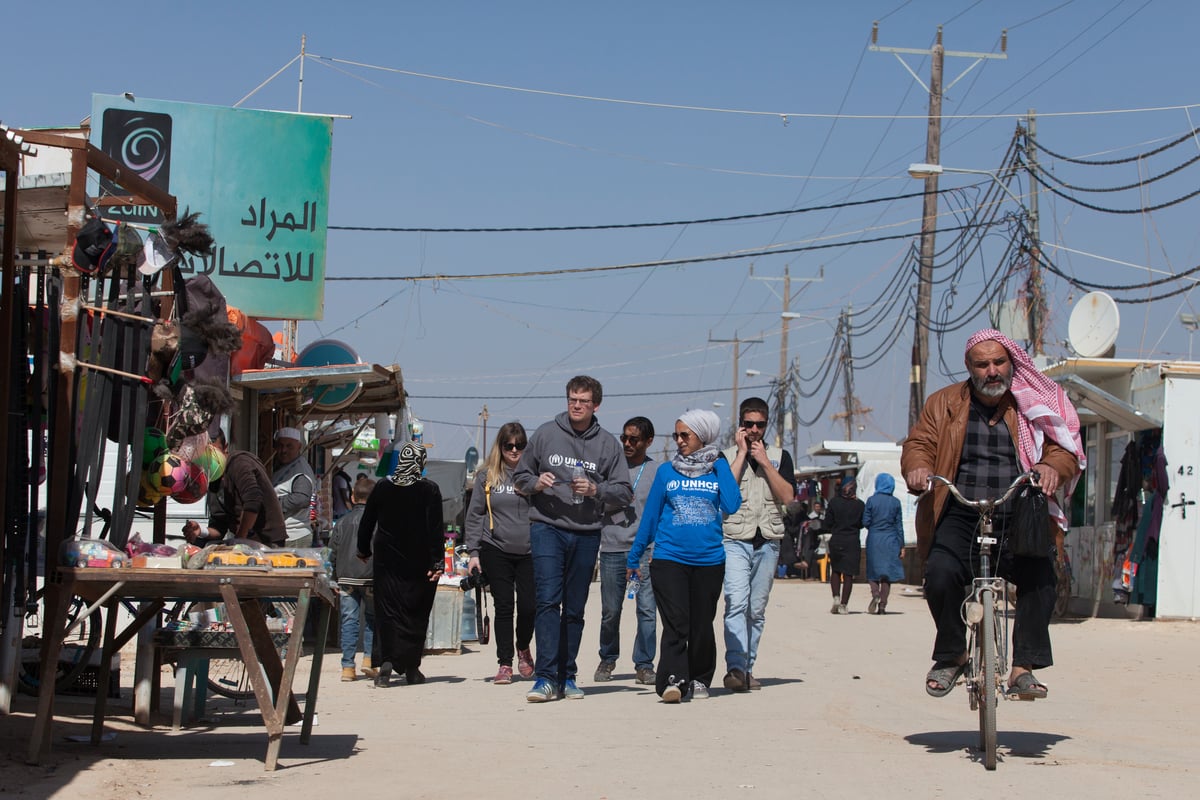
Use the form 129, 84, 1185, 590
91, 94, 331, 320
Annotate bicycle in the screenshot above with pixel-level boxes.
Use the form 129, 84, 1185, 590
924, 471, 1039, 771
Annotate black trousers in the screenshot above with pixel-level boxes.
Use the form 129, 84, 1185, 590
479, 542, 535, 666
650, 559, 724, 698
925, 504, 1056, 669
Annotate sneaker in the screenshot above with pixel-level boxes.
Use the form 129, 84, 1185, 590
661, 679, 682, 704
868, 598, 879, 615
747, 673, 762, 690
690, 681, 710, 699
561, 679, 585, 700
494, 665, 514, 685
341, 666, 357, 682
836, 604, 849, 615
722, 669, 749, 693
526, 679, 558, 703
635, 667, 656, 685
830, 601, 841, 614
517, 649, 535, 679
593, 661, 615, 682
877, 604, 887, 615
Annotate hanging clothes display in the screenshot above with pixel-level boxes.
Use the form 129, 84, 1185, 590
1110, 441, 1140, 603
1129, 444, 1167, 612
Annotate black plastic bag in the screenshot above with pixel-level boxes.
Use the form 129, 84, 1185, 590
1009, 485, 1053, 557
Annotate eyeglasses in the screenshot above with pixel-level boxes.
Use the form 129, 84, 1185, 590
740, 420, 768, 429
567, 397, 594, 407
619, 435, 643, 445
502, 442, 527, 452
671, 431, 695, 442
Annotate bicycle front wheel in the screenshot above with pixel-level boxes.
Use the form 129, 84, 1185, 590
205, 658, 258, 701
978, 587, 998, 770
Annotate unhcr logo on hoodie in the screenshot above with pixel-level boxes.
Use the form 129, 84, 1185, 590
665, 479, 719, 493
547, 453, 598, 472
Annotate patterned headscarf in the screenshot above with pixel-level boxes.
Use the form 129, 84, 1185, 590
390, 442, 427, 486
964, 329, 1086, 527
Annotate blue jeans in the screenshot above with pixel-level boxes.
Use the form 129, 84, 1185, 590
338, 584, 375, 668
597, 550, 656, 670
530, 522, 601, 684
723, 539, 779, 674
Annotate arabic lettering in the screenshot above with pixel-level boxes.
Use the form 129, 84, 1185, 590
241, 197, 318, 241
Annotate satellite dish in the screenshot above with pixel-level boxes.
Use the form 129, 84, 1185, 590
296, 339, 364, 411
1068, 292, 1120, 358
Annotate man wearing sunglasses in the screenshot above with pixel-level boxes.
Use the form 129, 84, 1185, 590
595, 417, 658, 685
513, 376, 633, 702
721, 397, 796, 693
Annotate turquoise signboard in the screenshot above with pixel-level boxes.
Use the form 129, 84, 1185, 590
90, 94, 332, 320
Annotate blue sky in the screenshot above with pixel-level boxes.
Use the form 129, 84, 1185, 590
8, 1, 1200, 462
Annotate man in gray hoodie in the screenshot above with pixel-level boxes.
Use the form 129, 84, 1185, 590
513, 376, 632, 702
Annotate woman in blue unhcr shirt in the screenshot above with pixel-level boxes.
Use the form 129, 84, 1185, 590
627, 409, 741, 704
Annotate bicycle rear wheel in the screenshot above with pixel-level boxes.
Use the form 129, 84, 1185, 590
18, 588, 102, 695
978, 587, 998, 770
205, 658, 258, 701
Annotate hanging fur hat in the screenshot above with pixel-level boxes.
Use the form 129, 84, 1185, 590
160, 208, 214, 257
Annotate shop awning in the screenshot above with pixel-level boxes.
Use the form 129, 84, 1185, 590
232, 362, 405, 419
1053, 373, 1161, 431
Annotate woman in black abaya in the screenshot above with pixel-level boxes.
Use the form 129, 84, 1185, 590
357, 442, 444, 686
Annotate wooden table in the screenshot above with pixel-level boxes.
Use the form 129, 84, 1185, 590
28, 567, 334, 771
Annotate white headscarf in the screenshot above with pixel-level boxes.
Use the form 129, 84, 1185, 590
672, 409, 722, 478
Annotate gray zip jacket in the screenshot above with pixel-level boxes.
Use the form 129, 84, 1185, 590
513, 412, 632, 532
329, 505, 372, 586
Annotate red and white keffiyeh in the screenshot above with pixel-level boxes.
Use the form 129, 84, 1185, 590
964, 329, 1086, 528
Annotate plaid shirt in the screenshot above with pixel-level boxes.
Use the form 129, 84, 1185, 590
955, 396, 1020, 501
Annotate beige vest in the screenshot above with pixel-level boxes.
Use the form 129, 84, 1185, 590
721, 445, 786, 540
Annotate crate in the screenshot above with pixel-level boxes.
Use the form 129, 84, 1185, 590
64, 664, 122, 699
21, 648, 121, 698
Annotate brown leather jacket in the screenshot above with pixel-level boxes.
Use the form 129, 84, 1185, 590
900, 381, 1079, 559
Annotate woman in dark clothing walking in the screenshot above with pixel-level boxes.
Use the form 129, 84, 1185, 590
357, 442, 444, 686
825, 477, 865, 615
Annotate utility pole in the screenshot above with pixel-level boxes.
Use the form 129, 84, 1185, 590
708, 331, 762, 429
1025, 109, 1045, 357
282, 33, 307, 363
871, 23, 1007, 430
830, 306, 873, 440
749, 263, 823, 447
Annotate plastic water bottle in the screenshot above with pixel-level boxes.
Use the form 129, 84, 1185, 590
571, 465, 586, 504
626, 575, 640, 600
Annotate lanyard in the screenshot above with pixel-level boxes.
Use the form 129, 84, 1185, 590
631, 460, 647, 492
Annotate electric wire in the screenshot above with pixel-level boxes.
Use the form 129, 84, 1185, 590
1023, 150, 1200, 193
1027, 127, 1200, 166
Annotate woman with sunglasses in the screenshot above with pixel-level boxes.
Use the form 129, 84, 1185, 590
627, 409, 741, 703
464, 422, 535, 685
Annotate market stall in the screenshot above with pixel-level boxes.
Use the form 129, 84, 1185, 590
28, 566, 333, 771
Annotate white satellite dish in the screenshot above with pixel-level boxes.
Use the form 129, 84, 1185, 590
1068, 291, 1120, 358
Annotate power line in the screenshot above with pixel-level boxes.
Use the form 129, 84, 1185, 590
325, 221, 1007, 282
409, 383, 772, 401
328, 188, 952, 233
308, 52, 1199, 121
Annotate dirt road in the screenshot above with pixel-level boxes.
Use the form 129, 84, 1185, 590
3, 579, 1197, 798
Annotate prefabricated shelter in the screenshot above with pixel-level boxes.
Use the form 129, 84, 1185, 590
1045, 357, 1199, 620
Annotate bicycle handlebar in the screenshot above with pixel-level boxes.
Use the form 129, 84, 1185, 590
920, 471, 1040, 511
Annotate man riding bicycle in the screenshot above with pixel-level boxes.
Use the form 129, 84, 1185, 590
901, 329, 1084, 700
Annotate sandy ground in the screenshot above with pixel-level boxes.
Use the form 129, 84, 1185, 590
2, 578, 1198, 799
